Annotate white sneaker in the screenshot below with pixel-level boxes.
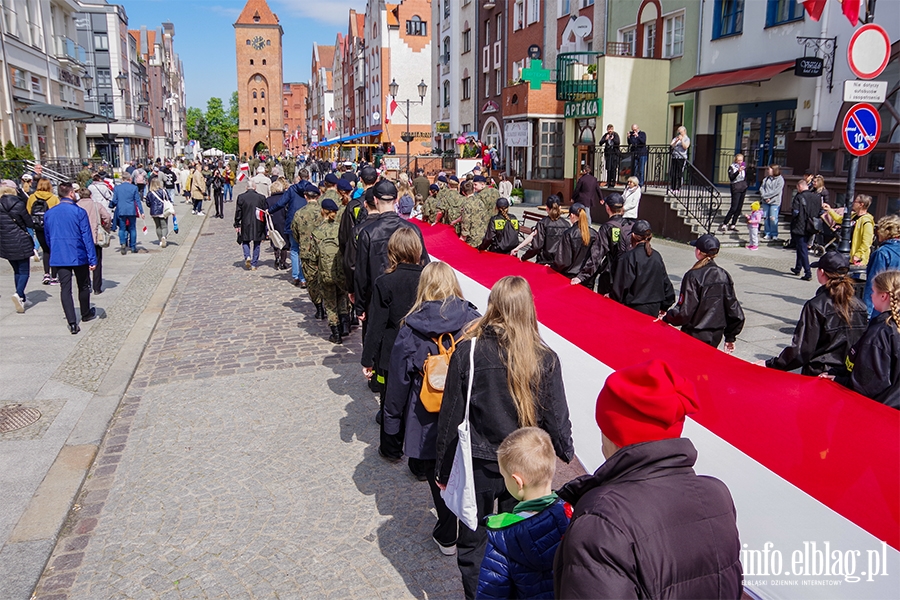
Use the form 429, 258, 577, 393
433, 537, 456, 556
160, 237, 167, 248
191, 210, 196, 215
11, 295, 25, 313
197, 211, 205, 216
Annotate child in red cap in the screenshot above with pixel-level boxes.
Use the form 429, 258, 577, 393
554, 360, 743, 599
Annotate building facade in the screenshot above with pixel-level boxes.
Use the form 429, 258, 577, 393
308, 41, 334, 147
282, 81, 308, 156
0, 0, 93, 161
234, 0, 284, 157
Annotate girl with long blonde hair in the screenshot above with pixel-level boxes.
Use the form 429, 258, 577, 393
384, 261, 481, 553
435, 275, 574, 597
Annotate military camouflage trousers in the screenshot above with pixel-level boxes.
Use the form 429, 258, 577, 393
320, 282, 350, 326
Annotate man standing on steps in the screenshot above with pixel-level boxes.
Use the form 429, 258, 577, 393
108, 171, 144, 255
627, 124, 648, 186
600, 124, 620, 188
44, 182, 97, 335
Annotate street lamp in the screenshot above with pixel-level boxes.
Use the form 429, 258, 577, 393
389, 78, 427, 175
82, 70, 120, 167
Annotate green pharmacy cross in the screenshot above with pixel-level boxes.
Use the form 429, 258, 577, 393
521, 59, 552, 90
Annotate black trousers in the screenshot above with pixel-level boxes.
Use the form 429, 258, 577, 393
57, 265, 91, 325
214, 191, 224, 217
424, 459, 458, 547
35, 229, 57, 277
794, 234, 811, 276
92, 245, 103, 293
684, 327, 725, 349
605, 154, 619, 186
456, 459, 516, 599
670, 157, 686, 190
723, 187, 746, 227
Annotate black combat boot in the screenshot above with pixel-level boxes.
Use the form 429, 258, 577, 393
314, 303, 324, 320
318, 303, 328, 320
329, 325, 343, 344
339, 314, 351, 337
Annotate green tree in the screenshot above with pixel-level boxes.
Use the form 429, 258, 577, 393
186, 106, 206, 144
205, 97, 227, 150
222, 91, 240, 155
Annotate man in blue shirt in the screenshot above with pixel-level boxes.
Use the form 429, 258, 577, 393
108, 171, 144, 254
44, 182, 97, 334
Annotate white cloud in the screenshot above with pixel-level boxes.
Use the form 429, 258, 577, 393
210, 5, 242, 18
273, 0, 367, 26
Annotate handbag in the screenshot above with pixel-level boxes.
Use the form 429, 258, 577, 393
93, 202, 111, 248
266, 211, 286, 249
162, 197, 175, 218
440, 337, 479, 531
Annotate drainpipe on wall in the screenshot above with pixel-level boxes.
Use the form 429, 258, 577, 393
810, 5, 829, 134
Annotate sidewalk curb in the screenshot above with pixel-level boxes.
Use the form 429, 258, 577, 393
1, 214, 208, 600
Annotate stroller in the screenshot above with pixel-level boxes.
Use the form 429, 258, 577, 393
811, 206, 844, 256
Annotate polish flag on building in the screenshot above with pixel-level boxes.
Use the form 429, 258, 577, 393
385, 95, 398, 124
799, 0, 862, 25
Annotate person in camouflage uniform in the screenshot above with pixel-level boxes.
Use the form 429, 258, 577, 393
421, 183, 441, 224
309, 198, 349, 344
459, 180, 489, 247
437, 176, 465, 234
291, 185, 324, 315
320, 172, 342, 207
473, 174, 500, 235
335, 178, 353, 223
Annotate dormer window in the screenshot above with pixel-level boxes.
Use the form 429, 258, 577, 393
253, 11, 260, 23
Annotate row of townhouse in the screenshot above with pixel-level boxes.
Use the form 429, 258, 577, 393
0, 0, 186, 168
304, 0, 433, 166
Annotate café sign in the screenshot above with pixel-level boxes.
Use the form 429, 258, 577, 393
794, 57, 824, 77
564, 99, 602, 119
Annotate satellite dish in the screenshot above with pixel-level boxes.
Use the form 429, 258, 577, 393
573, 16, 592, 39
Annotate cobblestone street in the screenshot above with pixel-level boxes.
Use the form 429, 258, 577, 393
31, 206, 464, 599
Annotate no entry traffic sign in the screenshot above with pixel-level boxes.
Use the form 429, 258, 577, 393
842, 103, 881, 157
847, 24, 890, 80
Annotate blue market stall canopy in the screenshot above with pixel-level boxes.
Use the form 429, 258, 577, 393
317, 130, 383, 148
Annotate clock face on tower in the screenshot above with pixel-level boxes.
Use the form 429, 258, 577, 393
251, 35, 265, 50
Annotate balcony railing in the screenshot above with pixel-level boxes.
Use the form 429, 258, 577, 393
55, 36, 86, 65
606, 42, 634, 57
556, 52, 600, 102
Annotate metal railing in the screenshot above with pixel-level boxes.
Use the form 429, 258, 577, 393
605, 42, 633, 57
55, 36, 86, 64
668, 161, 722, 234
556, 52, 600, 101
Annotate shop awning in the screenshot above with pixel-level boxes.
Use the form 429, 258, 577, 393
669, 61, 795, 96
317, 130, 383, 148
15, 97, 114, 124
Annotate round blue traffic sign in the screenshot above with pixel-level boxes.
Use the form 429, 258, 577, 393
842, 103, 881, 157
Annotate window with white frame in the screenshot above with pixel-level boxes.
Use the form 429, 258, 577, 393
581, 0, 594, 6
527, 0, 540, 25
11, 67, 27, 89
442, 81, 449, 107
513, 59, 525, 82
31, 75, 42, 94
496, 69, 502, 95
619, 27, 636, 56
514, 1, 524, 30
462, 28, 471, 53
559, 0, 570, 17
93, 33, 108, 51
485, 73, 490, 98
663, 12, 684, 58
484, 19, 490, 45
643, 22, 656, 58
496, 14, 503, 39
537, 120, 564, 179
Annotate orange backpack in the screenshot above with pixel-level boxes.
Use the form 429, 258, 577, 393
420, 333, 457, 412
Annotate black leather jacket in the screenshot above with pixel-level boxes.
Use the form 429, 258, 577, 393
523, 216, 569, 264
664, 261, 745, 344
435, 327, 574, 484
766, 286, 868, 376
836, 312, 900, 408
353, 212, 429, 314
553, 225, 601, 281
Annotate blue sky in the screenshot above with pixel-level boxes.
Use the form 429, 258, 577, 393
122, 0, 366, 110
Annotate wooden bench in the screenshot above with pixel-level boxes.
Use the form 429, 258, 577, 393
519, 209, 546, 236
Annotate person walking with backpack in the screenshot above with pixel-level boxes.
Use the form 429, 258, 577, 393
145, 178, 170, 248
44, 182, 97, 334
435, 276, 574, 599
309, 198, 350, 343
27, 177, 60, 284
362, 228, 426, 460
0, 180, 36, 312
790, 179, 822, 281
385, 262, 480, 555
108, 171, 144, 255
133, 163, 148, 198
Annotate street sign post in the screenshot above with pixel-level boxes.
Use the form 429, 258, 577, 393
842, 103, 882, 157
847, 23, 890, 80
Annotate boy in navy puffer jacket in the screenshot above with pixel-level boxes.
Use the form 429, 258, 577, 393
476, 428, 572, 599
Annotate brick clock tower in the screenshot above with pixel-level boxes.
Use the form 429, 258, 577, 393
234, 0, 284, 156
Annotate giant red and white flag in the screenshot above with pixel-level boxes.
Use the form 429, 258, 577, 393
415, 222, 899, 599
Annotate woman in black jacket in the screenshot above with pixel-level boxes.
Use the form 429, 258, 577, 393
518, 194, 569, 264
211, 168, 225, 218
663, 234, 745, 350
363, 228, 425, 462
266, 179, 288, 269
611, 220, 675, 317
435, 275, 574, 599
384, 261, 480, 554
552, 203, 601, 288
761, 251, 868, 376
0, 182, 35, 312
832, 270, 900, 408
